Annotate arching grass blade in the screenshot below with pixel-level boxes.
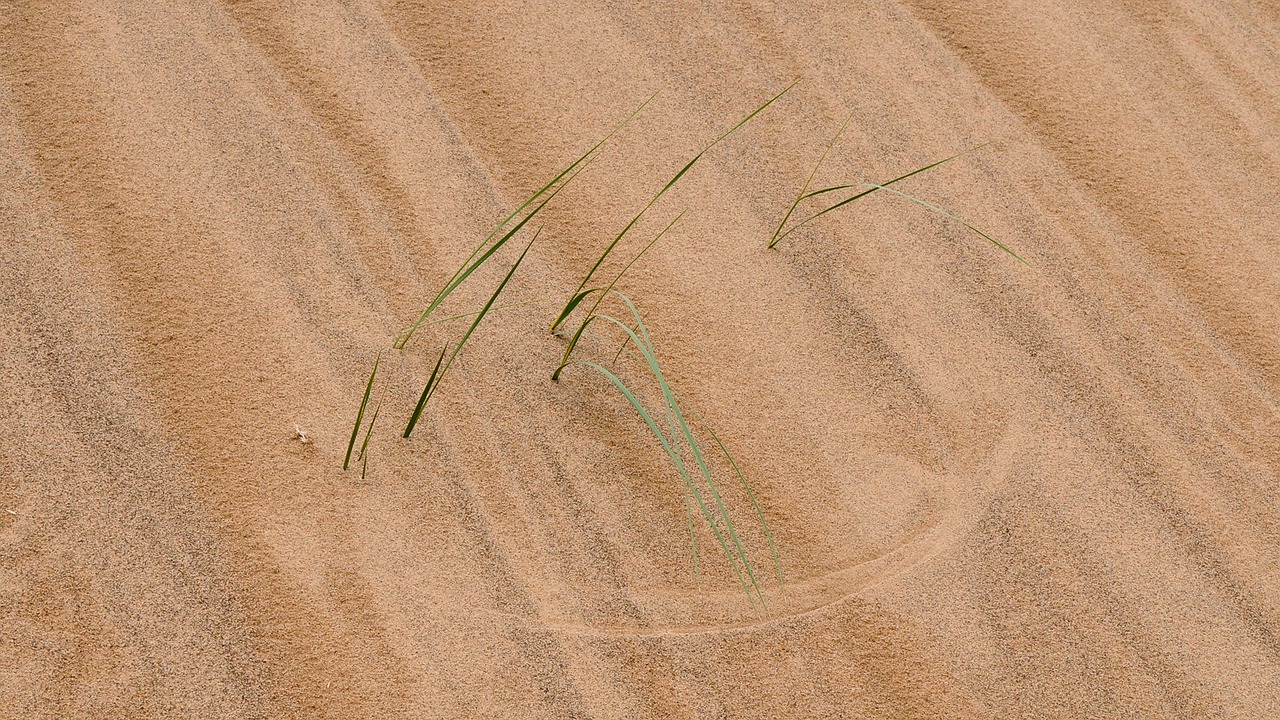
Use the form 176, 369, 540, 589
863, 182, 1029, 264
770, 143, 990, 248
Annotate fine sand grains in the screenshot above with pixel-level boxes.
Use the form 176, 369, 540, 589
3, 1, 1279, 718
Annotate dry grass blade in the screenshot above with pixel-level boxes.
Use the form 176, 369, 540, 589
403, 229, 540, 438
550, 80, 798, 333
862, 182, 1029, 264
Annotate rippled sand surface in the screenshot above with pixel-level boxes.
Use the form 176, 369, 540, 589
3, 2, 1279, 717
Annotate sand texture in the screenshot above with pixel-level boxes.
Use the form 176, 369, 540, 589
3, 0, 1280, 717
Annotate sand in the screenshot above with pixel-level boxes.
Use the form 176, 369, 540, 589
2, 0, 1279, 717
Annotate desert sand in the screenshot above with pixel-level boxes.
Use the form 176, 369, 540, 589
3, 1, 1280, 717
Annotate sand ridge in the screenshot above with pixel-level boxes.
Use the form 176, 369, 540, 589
2, 0, 1279, 717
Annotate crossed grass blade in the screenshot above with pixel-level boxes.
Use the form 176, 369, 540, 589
550, 80, 799, 334
403, 228, 540, 438
395, 159, 585, 351
769, 143, 991, 248
609, 294, 768, 608
347, 95, 656, 472
770, 110, 855, 247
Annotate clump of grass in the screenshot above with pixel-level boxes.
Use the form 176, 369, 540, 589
549, 80, 798, 337
343, 93, 658, 471
768, 118, 1026, 264
559, 291, 781, 611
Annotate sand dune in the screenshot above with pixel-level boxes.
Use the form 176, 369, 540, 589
2, 1, 1279, 717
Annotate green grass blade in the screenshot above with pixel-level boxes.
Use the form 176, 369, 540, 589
551, 80, 798, 333
605, 290, 651, 369
770, 110, 854, 247
592, 298, 779, 590
610, 292, 655, 352
422, 297, 546, 329
397, 158, 589, 350
587, 313, 766, 609
403, 228, 541, 438
344, 351, 381, 471
397, 91, 658, 349
358, 394, 383, 480
404, 344, 447, 438
666, 397, 701, 585
770, 143, 990, 248
604, 298, 767, 605
700, 419, 782, 587
685, 487, 701, 585
552, 210, 685, 380
551, 289, 598, 337
660, 382, 766, 609
864, 183, 1029, 265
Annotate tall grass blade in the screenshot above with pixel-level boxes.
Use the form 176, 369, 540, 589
344, 351, 381, 471
578, 309, 765, 608
423, 297, 545, 329
358, 394, 384, 480
397, 159, 586, 350
404, 345, 447, 439
551, 80, 798, 333
551, 210, 685, 380
569, 358, 760, 610
606, 292, 766, 606
583, 308, 781, 588
403, 229, 541, 438
396, 91, 658, 350
701, 420, 782, 586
